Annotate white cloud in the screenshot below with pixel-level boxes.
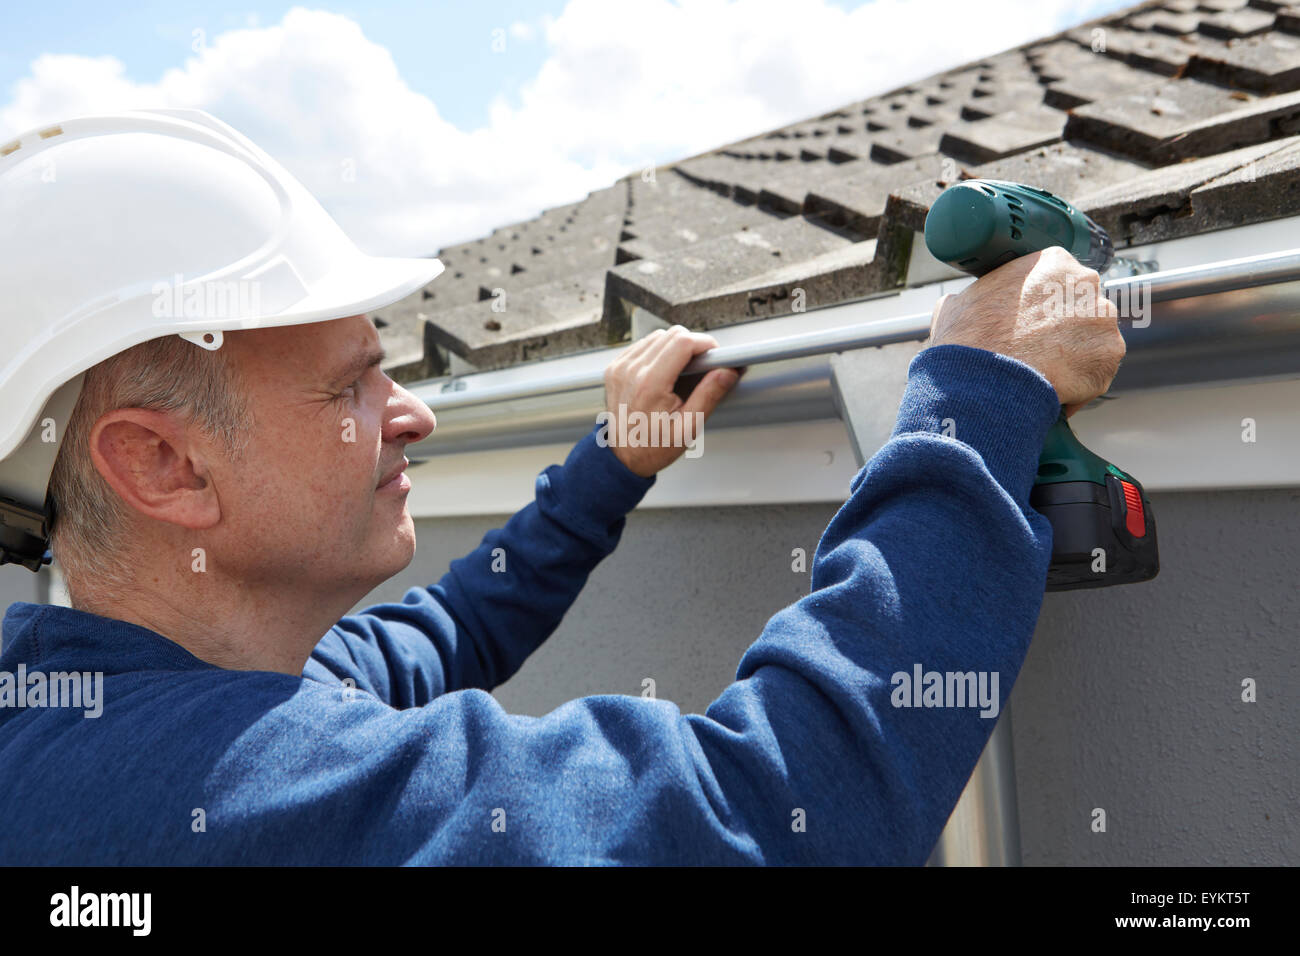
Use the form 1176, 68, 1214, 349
0, 0, 1125, 256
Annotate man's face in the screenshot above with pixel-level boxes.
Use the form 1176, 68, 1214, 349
210, 314, 437, 594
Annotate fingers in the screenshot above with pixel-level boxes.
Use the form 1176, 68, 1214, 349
629, 325, 718, 391
681, 365, 743, 420
604, 325, 679, 392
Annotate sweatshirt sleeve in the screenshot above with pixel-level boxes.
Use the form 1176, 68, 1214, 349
306, 423, 657, 709
192, 343, 1063, 865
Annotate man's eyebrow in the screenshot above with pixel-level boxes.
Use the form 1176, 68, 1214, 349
328, 347, 387, 385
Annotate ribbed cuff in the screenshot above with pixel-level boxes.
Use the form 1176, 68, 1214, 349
545, 423, 657, 531
891, 344, 1062, 504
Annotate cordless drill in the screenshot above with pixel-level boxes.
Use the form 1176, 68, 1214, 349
923, 180, 1158, 591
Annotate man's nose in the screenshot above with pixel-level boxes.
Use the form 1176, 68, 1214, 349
386, 383, 437, 444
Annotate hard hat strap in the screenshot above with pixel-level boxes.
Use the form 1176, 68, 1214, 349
0, 494, 51, 572
0, 373, 86, 573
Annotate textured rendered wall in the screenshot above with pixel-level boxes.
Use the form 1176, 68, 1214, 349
352, 487, 1299, 866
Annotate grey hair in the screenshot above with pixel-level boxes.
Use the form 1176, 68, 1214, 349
47, 334, 253, 609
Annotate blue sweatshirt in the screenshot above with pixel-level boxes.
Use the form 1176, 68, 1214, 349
0, 344, 1060, 865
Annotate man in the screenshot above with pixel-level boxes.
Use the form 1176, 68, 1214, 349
0, 110, 1122, 864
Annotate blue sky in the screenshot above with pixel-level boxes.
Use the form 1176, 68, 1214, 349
0, 1, 573, 131
1, 0, 1134, 255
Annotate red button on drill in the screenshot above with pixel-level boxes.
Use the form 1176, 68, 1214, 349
1120, 481, 1146, 538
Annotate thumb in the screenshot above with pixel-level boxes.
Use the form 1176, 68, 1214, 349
681, 366, 741, 420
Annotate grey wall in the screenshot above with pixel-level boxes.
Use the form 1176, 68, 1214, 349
1014, 487, 1299, 866
352, 487, 1299, 866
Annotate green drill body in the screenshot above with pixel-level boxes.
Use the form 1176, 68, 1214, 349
923, 180, 1158, 591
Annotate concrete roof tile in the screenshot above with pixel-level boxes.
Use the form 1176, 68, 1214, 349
674, 152, 766, 195
880, 142, 1148, 235
1065, 78, 1300, 161
802, 154, 946, 237
938, 104, 1068, 164
1186, 29, 1300, 91
369, 305, 439, 383
1066, 23, 1230, 76
424, 268, 612, 371
1120, 29, 1221, 74
1074, 135, 1300, 243
1127, 9, 1202, 35
618, 192, 781, 259
967, 141, 1149, 202
957, 82, 1049, 119
1026, 40, 1110, 84
654, 238, 882, 326
1040, 54, 1168, 109
1198, 7, 1277, 39
725, 158, 835, 210
1187, 134, 1300, 224
603, 216, 877, 328
867, 124, 949, 163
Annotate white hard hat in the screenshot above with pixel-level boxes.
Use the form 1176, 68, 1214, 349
0, 108, 444, 570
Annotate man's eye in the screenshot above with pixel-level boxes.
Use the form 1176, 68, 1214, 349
337, 380, 360, 399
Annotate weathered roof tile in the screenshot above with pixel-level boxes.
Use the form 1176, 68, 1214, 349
425, 268, 613, 371
1127, 9, 1201, 35
867, 124, 949, 163
1188, 134, 1300, 224
1039, 53, 1165, 109
617, 188, 781, 260
882, 141, 1148, 235
1186, 30, 1300, 92
1198, 7, 1277, 39
802, 154, 946, 237
604, 216, 878, 328
1075, 135, 1300, 243
1120, 29, 1218, 75
1197, 0, 1252, 12
939, 104, 1068, 164
957, 82, 1048, 118
1065, 79, 1300, 161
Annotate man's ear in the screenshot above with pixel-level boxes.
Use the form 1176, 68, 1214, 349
88, 408, 222, 530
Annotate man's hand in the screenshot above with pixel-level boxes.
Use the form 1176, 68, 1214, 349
602, 325, 743, 477
929, 246, 1126, 418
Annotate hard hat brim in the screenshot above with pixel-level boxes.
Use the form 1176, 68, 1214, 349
261, 254, 446, 327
